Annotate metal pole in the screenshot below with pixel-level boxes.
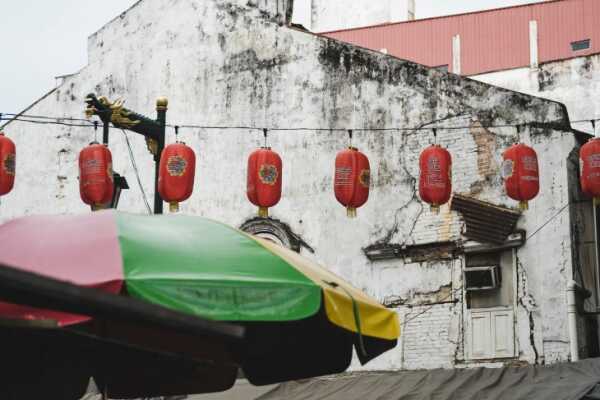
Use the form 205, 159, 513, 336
567, 280, 580, 362
155, 97, 168, 214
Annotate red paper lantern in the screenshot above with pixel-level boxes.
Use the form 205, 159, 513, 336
580, 138, 600, 205
419, 145, 452, 213
334, 147, 370, 218
0, 133, 16, 196
79, 143, 114, 210
158, 142, 196, 213
247, 148, 282, 218
502, 143, 540, 210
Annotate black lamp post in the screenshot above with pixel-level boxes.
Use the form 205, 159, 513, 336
110, 173, 130, 209
84, 95, 167, 214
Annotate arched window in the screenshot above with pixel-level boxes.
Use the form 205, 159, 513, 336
240, 218, 313, 254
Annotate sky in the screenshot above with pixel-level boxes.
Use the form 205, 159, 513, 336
0, 0, 545, 114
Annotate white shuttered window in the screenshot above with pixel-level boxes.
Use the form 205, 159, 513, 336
467, 307, 515, 360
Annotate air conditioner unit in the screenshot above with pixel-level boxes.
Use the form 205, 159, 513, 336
464, 266, 500, 291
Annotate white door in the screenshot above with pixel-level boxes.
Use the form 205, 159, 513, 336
470, 311, 492, 359
467, 308, 515, 360
492, 309, 515, 358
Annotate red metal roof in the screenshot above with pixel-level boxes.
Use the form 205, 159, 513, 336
322, 0, 600, 76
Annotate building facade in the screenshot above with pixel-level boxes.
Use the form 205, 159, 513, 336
292, 0, 415, 33
1, 0, 595, 389
323, 0, 600, 135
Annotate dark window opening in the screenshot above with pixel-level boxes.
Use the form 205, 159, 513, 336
465, 252, 514, 310
240, 218, 311, 253
465, 266, 501, 290
571, 39, 591, 52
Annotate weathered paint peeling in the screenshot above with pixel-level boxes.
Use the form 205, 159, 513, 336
0, 0, 581, 372
383, 284, 454, 308
475, 54, 600, 135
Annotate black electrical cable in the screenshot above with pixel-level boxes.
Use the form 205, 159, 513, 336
0, 111, 588, 284
138, 117, 600, 132
400, 200, 572, 327
2, 112, 600, 133
526, 202, 571, 241
2, 113, 91, 123
0, 117, 94, 128
93, 121, 99, 142
263, 128, 268, 148
400, 287, 462, 327
121, 129, 152, 215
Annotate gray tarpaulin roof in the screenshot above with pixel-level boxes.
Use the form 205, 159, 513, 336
257, 358, 600, 400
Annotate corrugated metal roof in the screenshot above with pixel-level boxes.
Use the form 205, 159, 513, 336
451, 194, 521, 244
258, 358, 600, 400
322, 0, 600, 76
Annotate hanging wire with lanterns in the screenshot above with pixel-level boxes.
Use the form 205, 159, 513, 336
0, 111, 599, 236
2, 112, 600, 133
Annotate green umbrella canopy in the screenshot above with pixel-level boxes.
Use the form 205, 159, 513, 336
0, 211, 400, 397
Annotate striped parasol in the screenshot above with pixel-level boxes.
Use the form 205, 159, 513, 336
0, 211, 399, 398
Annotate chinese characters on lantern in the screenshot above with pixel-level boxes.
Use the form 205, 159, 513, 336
419, 145, 452, 213
334, 147, 370, 218
502, 143, 540, 210
79, 143, 114, 210
247, 147, 282, 218
158, 142, 196, 212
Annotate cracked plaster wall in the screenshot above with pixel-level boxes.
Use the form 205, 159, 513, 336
0, 0, 579, 370
475, 54, 600, 136
514, 130, 576, 364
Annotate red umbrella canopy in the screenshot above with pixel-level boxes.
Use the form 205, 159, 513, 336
0, 212, 122, 325
0, 211, 400, 397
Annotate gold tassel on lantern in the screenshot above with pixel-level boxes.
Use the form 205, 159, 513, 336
347, 207, 357, 218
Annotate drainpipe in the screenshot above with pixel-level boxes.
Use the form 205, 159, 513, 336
567, 280, 579, 362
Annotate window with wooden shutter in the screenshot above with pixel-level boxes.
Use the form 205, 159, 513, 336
467, 308, 515, 360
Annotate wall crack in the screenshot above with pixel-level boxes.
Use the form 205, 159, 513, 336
516, 252, 541, 364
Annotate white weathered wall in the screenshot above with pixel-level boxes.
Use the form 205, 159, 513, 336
474, 54, 600, 136
0, 0, 578, 371
301, 0, 414, 33
351, 123, 577, 369
515, 130, 576, 364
